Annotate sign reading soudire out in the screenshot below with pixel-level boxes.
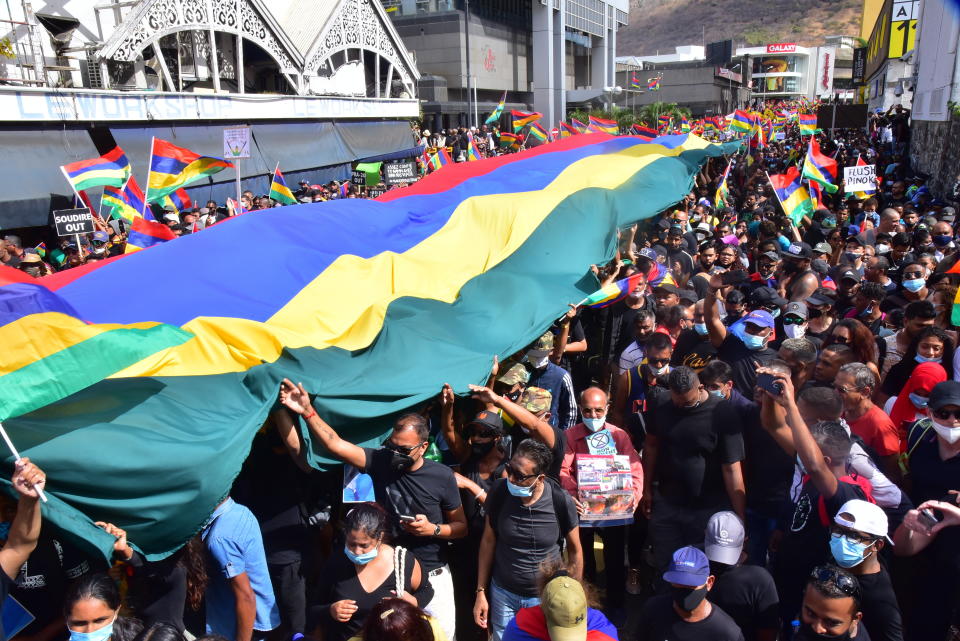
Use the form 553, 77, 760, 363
767, 43, 797, 54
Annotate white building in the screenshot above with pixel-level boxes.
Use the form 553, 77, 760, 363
0, 0, 422, 227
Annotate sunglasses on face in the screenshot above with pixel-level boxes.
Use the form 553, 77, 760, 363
830, 524, 877, 545
505, 464, 539, 483
932, 408, 960, 421
783, 315, 805, 325
903, 271, 923, 279
383, 442, 424, 456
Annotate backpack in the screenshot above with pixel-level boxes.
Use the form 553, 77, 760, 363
484, 477, 577, 543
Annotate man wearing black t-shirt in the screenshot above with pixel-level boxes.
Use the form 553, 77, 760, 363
795, 566, 871, 640
0, 459, 46, 641
704, 283, 779, 396
703, 511, 779, 641
279, 380, 466, 641
636, 546, 744, 641
642, 367, 746, 572
755, 370, 867, 634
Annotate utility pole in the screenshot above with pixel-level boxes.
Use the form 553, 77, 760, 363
464, 0, 473, 127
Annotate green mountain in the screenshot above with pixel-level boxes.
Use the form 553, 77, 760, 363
617, 0, 863, 56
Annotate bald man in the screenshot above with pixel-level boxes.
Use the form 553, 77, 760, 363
560, 387, 643, 616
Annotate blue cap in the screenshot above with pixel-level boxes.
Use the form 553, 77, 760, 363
663, 546, 710, 587
92, 231, 109, 242
741, 309, 775, 329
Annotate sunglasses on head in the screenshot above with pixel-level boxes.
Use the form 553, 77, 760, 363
810, 566, 861, 600
932, 408, 960, 421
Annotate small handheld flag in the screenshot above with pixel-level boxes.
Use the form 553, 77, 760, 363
581, 273, 646, 308
269, 167, 298, 205
769, 167, 814, 225
647, 77, 660, 91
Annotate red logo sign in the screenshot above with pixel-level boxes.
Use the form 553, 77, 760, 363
766, 43, 797, 54
482, 46, 496, 72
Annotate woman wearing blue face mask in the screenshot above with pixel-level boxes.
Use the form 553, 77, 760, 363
64, 574, 143, 641
881, 327, 955, 404
314, 503, 431, 641
474, 440, 582, 641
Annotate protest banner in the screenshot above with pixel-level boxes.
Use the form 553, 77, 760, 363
383, 160, 418, 185
844, 163, 876, 193
52, 208, 94, 236
351, 169, 367, 186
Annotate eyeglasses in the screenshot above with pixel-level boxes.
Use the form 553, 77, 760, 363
383, 442, 424, 456
505, 464, 539, 483
903, 271, 923, 279
932, 408, 960, 421
834, 384, 857, 394
830, 525, 877, 545
809, 566, 861, 600
647, 358, 671, 366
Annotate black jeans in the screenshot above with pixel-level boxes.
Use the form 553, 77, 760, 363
269, 560, 306, 635
579, 525, 627, 609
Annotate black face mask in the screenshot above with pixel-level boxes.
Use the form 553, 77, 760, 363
794, 621, 854, 641
386, 449, 415, 472
808, 308, 823, 319
505, 390, 522, 402
670, 585, 708, 612
470, 441, 496, 458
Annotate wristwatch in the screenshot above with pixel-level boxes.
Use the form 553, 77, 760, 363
433, 523, 442, 537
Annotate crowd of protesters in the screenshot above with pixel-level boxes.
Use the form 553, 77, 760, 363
3, 100, 960, 641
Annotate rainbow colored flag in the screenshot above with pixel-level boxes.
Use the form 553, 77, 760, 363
730, 110, 754, 134
802, 137, 839, 193
428, 148, 453, 171
631, 72, 641, 89
657, 115, 671, 131
770, 166, 815, 224
559, 121, 580, 138
630, 124, 658, 141
716, 160, 733, 210
0, 132, 739, 562
499, 131, 520, 149
527, 122, 549, 143
60, 147, 131, 193
124, 216, 178, 253
163, 188, 193, 215
102, 176, 148, 223
798, 113, 817, 136
34, 242, 46, 258
647, 77, 661, 91
511, 110, 543, 132
145, 138, 233, 204
269, 168, 297, 205
680, 118, 690, 134
852, 155, 877, 199
587, 116, 618, 135
570, 118, 588, 134
809, 178, 827, 210
647, 261, 677, 289
485, 91, 507, 125
466, 137, 481, 161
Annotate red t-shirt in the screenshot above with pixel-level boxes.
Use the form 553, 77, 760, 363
846, 405, 901, 456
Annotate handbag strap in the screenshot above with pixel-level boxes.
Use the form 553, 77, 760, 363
393, 545, 406, 596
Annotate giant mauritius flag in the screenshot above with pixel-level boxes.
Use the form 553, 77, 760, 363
0, 133, 737, 561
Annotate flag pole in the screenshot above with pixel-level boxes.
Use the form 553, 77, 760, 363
0, 423, 47, 502
142, 137, 155, 219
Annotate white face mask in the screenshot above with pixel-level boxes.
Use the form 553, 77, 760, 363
932, 419, 960, 444
525, 349, 550, 369
784, 324, 806, 339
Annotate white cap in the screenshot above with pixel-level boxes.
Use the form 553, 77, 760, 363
834, 499, 892, 544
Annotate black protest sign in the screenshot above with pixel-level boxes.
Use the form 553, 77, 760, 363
52, 208, 95, 236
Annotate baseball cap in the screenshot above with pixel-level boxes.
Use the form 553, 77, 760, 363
781, 242, 813, 259
541, 574, 588, 641
806, 288, 837, 307
663, 546, 710, 587
92, 231, 109, 242
760, 250, 780, 262
668, 224, 684, 237
467, 410, 503, 434
813, 242, 832, 256
740, 309, 776, 329
838, 269, 860, 283
928, 380, 960, 411
834, 499, 892, 543
845, 235, 864, 246
653, 283, 680, 296
497, 363, 530, 386
748, 286, 787, 309
784, 301, 808, 320
704, 511, 745, 565
638, 247, 659, 260
519, 386, 552, 414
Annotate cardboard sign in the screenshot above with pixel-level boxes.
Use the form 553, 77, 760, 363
844, 164, 876, 193
52, 208, 94, 236
351, 169, 366, 186
383, 161, 417, 185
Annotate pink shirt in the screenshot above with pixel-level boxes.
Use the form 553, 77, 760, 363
560, 421, 644, 504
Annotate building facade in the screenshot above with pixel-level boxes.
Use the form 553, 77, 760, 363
0, 0, 422, 228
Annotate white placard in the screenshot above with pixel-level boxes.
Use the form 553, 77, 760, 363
844, 164, 876, 193
223, 126, 251, 158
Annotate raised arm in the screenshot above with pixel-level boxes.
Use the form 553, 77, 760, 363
704, 275, 728, 348
271, 409, 313, 474
279, 379, 366, 469
440, 384, 469, 463
0, 459, 44, 580
469, 384, 556, 449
